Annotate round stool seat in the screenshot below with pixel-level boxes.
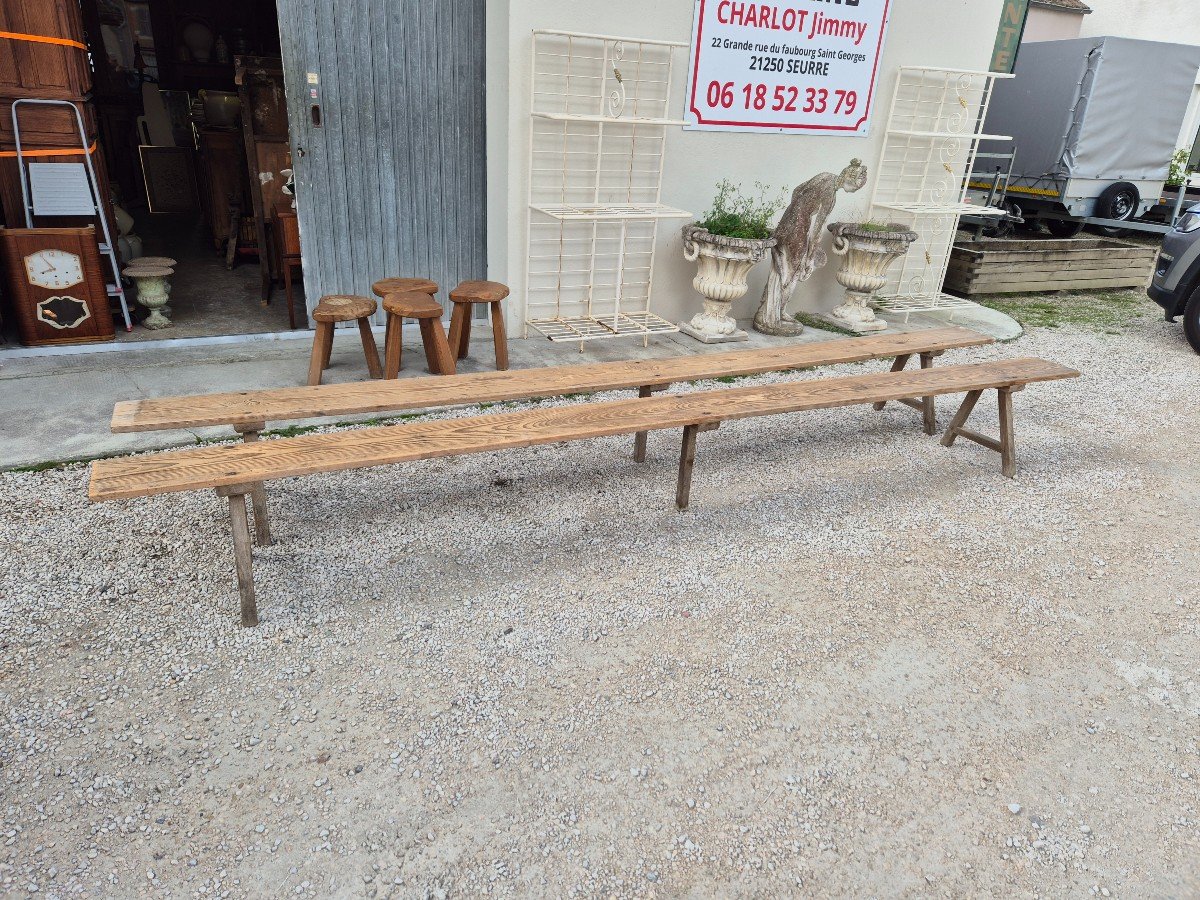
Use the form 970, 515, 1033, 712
373, 277, 438, 298
383, 291, 443, 318
312, 294, 376, 323
449, 280, 509, 304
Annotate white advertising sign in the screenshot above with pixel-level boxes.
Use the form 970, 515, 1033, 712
684, 0, 892, 136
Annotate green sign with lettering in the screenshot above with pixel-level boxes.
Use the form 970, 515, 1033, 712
991, 0, 1030, 74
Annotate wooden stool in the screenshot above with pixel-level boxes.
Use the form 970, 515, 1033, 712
448, 280, 510, 371
307, 295, 382, 386
372, 276, 438, 300
382, 291, 456, 377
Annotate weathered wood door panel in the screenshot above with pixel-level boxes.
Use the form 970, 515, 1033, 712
275, 0, 487, 324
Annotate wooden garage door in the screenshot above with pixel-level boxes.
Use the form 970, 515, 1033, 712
275, 0, 487, 322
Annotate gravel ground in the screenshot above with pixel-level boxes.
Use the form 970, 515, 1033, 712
1, 313, 1198, 898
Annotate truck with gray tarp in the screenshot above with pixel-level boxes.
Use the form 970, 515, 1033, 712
979, 36, 1200, 236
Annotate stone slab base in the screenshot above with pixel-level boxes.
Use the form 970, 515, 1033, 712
679, 323, 749, 344
808, 312, 887, 334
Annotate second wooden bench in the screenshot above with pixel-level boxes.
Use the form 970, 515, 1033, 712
90, 356, 1078, 626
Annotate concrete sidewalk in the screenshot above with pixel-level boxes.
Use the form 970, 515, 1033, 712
0, 307, 1019, 469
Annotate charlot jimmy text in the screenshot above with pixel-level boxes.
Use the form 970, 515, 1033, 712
715, 1, 872, 47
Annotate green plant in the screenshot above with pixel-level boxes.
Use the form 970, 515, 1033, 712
1167, 148, 1192, 188
695, 179, 786, 240
854, 221, 900, 233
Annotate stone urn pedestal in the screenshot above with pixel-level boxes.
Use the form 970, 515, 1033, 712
124, 265, 175, 329
819, 222, 917, 333
679, 225, 776, 344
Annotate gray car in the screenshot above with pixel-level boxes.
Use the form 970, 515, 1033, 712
1148, 203, 1200, 353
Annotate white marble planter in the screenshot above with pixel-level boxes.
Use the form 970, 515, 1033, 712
679, 226, 777, 343
823, 223, 917, 333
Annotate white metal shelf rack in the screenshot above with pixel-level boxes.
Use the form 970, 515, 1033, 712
867, 66, 1013, 319
524, 29, 692, 346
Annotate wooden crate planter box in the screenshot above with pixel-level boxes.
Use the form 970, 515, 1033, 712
945, 238, 1158, 295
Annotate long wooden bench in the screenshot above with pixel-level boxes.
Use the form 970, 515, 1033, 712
110, 327, 991, 435
109, 327, 991, 549
90, 357, 1078, 627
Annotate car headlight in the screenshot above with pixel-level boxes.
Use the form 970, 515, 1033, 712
1177, 211, 1200, 233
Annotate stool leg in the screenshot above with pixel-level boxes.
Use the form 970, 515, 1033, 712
453, 306, 473, 360
490, 301, 509, 371
307, 321, 332, 385
416, 318, 450, 375
448, 303, 467, 358
384, 314, 404, 379
358, 317, 383, 379
321, 322, 334, 370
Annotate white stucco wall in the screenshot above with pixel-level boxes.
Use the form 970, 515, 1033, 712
1079, 0, 1200, 46
1022, 7, 1084, 43
487, 0, 1005, 330
1077, 0, 1200, 152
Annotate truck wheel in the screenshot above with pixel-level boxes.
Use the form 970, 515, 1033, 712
1185, 285, 1200, 354
1046, 219, 1084, 238
1095, 182, 1140, 236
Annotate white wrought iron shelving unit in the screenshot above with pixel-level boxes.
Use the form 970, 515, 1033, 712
524, 29, 692, 347
867, 66, 1014, 320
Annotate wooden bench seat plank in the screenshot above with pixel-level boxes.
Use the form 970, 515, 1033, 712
91, 358, 1077, 502
110, 327, 993, 433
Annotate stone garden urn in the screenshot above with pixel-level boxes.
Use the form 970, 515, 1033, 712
680, 225, 776, 343
131, 256, 177, 314
824, 222, 918, 333
124, 265, 175, 329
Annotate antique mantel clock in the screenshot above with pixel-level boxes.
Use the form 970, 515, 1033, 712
0, 227, 115, 346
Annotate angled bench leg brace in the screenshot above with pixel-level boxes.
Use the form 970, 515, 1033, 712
940, 385, 1022, 478
874, 351, 941, 435
215, 484, 259, 627
633, 384, 669, 462
676, 422, 720, 510
234, 423, 273, 546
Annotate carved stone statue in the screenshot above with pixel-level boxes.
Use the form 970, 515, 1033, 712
753, 159, 869, 336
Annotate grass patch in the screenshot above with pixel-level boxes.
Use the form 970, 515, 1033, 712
792, 312, 860, 337
8, 454, 110, 473
974, 288, 1153, 332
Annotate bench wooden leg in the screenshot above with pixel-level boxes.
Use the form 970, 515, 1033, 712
490, 301, 509, 371
384, 314, 403, 379
941, 387, 1022, 478
998, 387, 1017, 478
307, 321, 333, 386
676, 425, 699, 511
217, 486, 259, 627
633, 384, 669, 462
675, 422, 719, 511
873, 354, 911, 410
875, 352, 939, 434
358, 317, 383, 379
633, 386, 654, 462
234, 425, 273, 546
940, 390, 983, 448
919, 351, 937, 436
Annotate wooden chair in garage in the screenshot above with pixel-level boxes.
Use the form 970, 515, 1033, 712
306, 295, 382, 386
448, 280, 510, 371
381, 291, 456, 377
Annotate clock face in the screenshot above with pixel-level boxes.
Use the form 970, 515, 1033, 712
24, 248, 84, 290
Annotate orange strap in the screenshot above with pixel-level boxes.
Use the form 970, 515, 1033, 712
0, 30, 87, 51
0, 142, 97, 158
